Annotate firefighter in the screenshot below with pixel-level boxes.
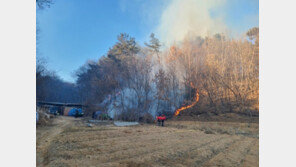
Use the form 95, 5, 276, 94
161, 114, 166, 126
156, 114, 166, 126
157, 115, 161, 126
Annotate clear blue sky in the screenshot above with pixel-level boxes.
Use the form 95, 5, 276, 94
37, 0, 258, 83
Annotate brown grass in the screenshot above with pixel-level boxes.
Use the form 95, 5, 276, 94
37, 117, 258, 167
166, 120, 259, 138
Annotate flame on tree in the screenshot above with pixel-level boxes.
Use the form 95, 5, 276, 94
174, 82, 199, 116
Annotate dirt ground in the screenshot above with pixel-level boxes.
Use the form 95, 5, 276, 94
36, 116, 259, 167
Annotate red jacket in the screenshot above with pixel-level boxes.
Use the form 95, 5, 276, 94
156, 116, 166, 121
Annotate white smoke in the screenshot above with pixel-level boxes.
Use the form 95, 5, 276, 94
156, 0, 227, 45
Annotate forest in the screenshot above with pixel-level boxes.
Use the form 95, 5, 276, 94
33, 1, 263, 166
37, 27, 259, 120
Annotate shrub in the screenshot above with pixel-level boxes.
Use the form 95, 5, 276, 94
139, 113, 154, 123
36, 107, 52, 126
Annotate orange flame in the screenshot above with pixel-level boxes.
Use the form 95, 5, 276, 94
174, 83, 199, 116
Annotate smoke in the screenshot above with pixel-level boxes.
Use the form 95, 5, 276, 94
156, 0, 227, 46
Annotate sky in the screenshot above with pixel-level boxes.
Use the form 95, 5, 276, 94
37, 0, 258, 83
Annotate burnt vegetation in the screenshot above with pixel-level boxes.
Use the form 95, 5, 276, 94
37, 28, 259, 121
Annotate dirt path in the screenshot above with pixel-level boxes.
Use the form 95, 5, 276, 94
36, 116, 76, 167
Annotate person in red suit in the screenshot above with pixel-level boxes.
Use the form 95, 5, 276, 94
156, 114, 166, 126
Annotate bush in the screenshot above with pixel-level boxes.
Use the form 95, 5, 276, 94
115, 110, 138, 122
37, 107, 52, 126
139, 113, 154, 123
157, 110, 174, 119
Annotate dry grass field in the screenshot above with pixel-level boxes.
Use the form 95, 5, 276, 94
36, 116, 258, 167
